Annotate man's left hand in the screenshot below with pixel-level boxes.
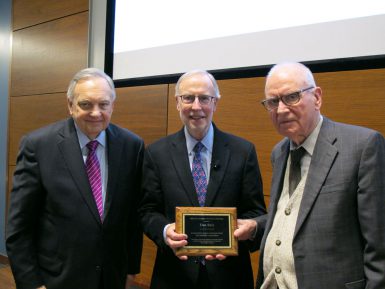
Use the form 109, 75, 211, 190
234, 219, 257, 241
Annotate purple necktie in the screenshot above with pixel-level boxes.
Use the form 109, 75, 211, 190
192, 142, 207, 207
86, 140, 103, 220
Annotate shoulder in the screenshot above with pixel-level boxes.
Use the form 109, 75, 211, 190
215, 128, 255, 151
271, 138, 289, 158
322, 117, 383, 143
146, 129, 182, 151
22, 118, 70, 143
108, 123, 144, 144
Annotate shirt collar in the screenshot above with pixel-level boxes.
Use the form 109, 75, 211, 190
290, 115, 323, 156
74, 122, 107, 150
184, 123, 214, 154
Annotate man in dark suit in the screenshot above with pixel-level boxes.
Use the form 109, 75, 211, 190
6, 68, 144, 289
256, 62, 385, 289
139, 69, 267, 289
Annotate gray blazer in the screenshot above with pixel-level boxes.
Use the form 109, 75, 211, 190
256, 117, 385, 289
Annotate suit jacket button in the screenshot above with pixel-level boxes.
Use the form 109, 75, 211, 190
275, 266, 282, 274
285, 208, 291, 215
276, 240, 281, 246
96, 265, 101, 272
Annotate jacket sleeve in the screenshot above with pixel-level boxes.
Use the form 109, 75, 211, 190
6, 136, 45, 289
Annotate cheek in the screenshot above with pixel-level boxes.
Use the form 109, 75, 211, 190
204, 106, 215, 116
269, 112, 277, 123
181, 107, 190, 116
102, 111, 113, 120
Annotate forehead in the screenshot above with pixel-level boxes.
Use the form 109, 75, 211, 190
178, 74, 215, 95
265, 68, 307, 95
74, 77, 112, 100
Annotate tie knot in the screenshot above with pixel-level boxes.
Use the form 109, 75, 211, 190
290, 147, 305, 166
86, 140, 99, 153
194, 142, 204, 153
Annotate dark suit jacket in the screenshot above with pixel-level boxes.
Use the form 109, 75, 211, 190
139, 125, 266, 289
6, 118, 144, 289
256, 117, 385, 289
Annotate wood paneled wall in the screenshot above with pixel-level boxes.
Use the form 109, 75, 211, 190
7, 0, 385, 287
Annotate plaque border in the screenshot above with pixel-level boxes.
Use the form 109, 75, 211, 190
175, 207, 238, 256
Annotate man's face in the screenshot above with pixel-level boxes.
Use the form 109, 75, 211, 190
265, 69, 322, 145
68, 77, 114, 140
176, 74, 218, 140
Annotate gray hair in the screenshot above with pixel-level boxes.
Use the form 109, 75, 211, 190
267, 62, 316, 87
175, 69, 221, 99
67, 68, 116, 102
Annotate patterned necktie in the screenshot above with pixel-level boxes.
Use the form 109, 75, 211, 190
86, 140, 103, 220
192, 142, 207, 207
289, 147, 306, 196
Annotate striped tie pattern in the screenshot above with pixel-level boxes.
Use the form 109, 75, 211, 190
86, 140, 103, 220
192, 142, 207, 207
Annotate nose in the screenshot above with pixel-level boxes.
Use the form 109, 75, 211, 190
90, 105, 102, 116
191, 97, 202, 109
276, 99, 289, 113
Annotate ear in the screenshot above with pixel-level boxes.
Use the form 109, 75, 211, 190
176, 96, 181, 111
313, 87, 322, 110
67, 99, 73, 115
212, 97, 219, 112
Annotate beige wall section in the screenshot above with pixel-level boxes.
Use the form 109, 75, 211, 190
8, 93, 68, 165
13, 0, 88, 30
114, 85, 169, 145
10, 12, 88, 97
318, 69, 385, 132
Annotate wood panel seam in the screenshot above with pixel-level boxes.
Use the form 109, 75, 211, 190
13, 10, 88, 32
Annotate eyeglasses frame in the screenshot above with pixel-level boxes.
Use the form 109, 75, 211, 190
261, 86, 314, 111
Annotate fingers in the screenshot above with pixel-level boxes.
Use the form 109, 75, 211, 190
125, 275, 135, 289
234, 219, 257, 240
178, 255, 188, 261
165, 223, 188, 249
205, 254, 227, 261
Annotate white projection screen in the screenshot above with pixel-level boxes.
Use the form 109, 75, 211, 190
89, 0, 385, 85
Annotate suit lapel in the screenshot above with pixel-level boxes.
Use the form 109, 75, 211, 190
266, 140, 290, 232
170, 130, 200, 206
205, 128, 230, 207
103, 125, 123, 221
57, 119, 102, 225
294, 118, 338, 237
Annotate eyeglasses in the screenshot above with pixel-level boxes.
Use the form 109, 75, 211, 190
261, 86, 314, 111
179, 95, 215, 105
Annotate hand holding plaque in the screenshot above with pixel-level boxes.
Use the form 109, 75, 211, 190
175, 207, 238, 257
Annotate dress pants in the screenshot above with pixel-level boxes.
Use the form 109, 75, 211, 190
197, 263, 211, 289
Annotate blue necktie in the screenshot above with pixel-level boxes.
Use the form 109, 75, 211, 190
192, 142, 207, 206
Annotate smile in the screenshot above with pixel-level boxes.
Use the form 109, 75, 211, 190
190, 116, 205, 120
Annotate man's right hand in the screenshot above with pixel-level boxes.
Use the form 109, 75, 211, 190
165, 223, 188, 260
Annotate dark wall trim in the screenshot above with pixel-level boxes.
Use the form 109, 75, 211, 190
112, 55, 385, 87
